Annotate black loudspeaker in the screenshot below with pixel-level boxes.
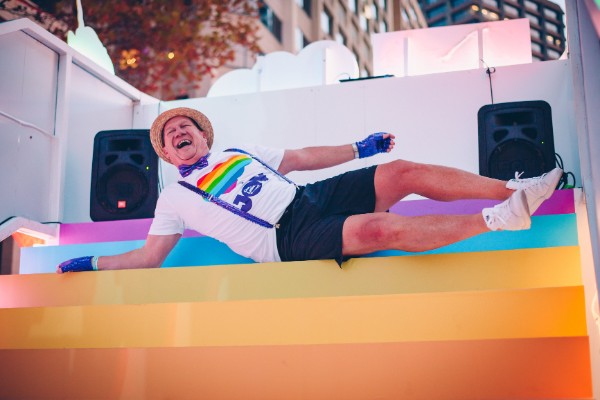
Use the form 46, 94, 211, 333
90, 130, 158, 221
478, 100, 556, 180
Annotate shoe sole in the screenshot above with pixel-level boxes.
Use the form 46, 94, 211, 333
512, 190, 531, 230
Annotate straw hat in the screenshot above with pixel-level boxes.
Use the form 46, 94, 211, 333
150, 107, 214, 163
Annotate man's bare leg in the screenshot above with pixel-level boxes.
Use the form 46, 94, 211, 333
373, 160, 512, 212
342, 212, 488, 256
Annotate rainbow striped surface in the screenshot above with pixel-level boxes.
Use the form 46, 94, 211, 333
21, 189, 576, 274
1, 188, 592, 399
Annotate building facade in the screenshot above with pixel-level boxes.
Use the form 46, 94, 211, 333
254, 0, 427, 78
417, 0, 566, 61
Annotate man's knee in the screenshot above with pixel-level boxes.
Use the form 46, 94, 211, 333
352, 214, 390, 247
376, 159, 421, 178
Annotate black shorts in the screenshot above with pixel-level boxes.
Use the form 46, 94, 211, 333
276, 166, 377, 265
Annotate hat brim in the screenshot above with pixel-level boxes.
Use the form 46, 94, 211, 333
150, 107, 214, 163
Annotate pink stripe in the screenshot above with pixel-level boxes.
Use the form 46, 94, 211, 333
59, 219, 201, 245
59, 190, 574, 244
389, 189, 574, 217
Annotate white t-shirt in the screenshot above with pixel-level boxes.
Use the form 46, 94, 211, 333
149, 145, 297, 262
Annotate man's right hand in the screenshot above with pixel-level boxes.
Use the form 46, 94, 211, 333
57, 256, 97, 273
355, 132, 395, 158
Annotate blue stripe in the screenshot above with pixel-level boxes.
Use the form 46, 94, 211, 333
367, 214, 578, 258
20, 214, 577, 274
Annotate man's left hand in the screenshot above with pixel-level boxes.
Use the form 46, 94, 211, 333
355, 132, 395, 158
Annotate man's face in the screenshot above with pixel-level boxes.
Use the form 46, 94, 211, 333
162, 116, 209, 167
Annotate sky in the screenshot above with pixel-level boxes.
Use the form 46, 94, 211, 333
551, 0, 567, 21
553, 0, 566, 9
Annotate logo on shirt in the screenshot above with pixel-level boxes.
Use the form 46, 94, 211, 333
196, 155, 269, 212
196, 155, 251, 197
234, 173, 268, 212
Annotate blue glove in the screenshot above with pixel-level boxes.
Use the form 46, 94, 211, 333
58, 256, 98, 273
355, 132, 392, 158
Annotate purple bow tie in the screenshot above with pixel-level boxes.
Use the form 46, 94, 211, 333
178, 154, 210, 177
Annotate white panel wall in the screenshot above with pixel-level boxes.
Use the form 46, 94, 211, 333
0, 31, 57, 134
148, 59, 580, 197
0, 19, 153, 228
0, 30, 58, 224
61, 65, 137, 223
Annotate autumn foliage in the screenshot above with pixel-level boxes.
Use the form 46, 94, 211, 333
2, 0, 261, 99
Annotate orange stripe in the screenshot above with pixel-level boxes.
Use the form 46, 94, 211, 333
0, 337, 591, 399
0, 286, 587, 348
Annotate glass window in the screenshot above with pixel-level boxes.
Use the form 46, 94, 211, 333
259, 5, 282, 42
379, 0, 387, 10
428, 5, 446, 19
525, 0, 539, 11
548, 35, 562, 47
545, 21, 559, 33
338, 3, 346, 21
453, 9, 472, 22
297, 0, 311, 16
360, 13, 368, 31
336, 30, 347, 46
348, 0, 355, 13
530, 29, 541, 39
547, 48, 561, 59
482, 0, 498, 8
429, 19, 447, 27
351, 22, 359, 41
408, 6, 418, 19
380, 19, 388, 32
481, 9, 499, 20
353, 48, 360, 64
504, 4, 520, 18
543, 8, 559, 21
295, 28, 306, 52
526, 12, 540, 26
531, 42, 542, 52
321, 7, 333, 34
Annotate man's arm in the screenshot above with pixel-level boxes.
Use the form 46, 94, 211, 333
56, 233, 181, 273
278, 133, 395, 175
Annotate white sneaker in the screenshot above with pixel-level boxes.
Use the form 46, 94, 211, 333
506, 167, 563, 214
482, 189, 531, 231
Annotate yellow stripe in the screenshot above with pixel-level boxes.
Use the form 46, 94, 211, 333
0, 247, 583, 308
0, 286, 587, 349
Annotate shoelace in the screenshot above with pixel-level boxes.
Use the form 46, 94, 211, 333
514, 171, 524, 180
514, 171, 548, 182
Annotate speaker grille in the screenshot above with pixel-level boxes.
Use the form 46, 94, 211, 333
488, 139, 548, 181
478, 101, 555, 180
90, 130, 157, 221
96, 164, 149, 215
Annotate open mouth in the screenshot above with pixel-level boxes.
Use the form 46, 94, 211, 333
176, 139, 192, 149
